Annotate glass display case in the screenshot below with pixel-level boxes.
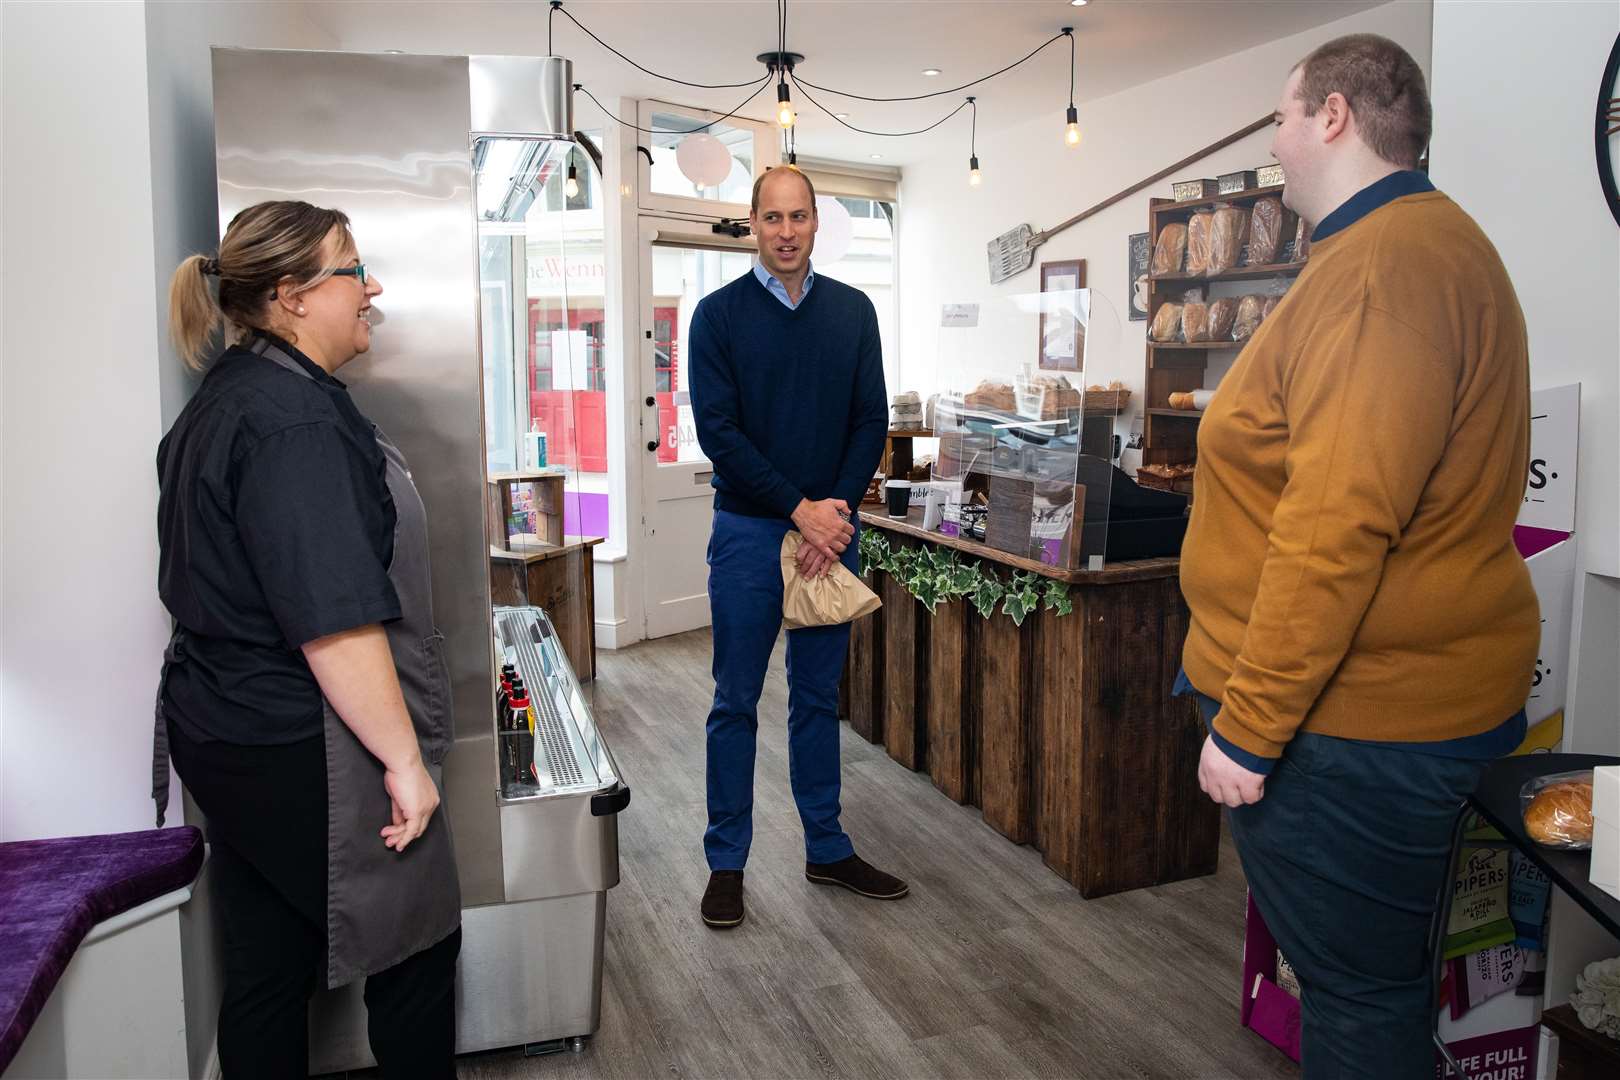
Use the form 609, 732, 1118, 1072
493, 606, 618, 802
925, 288, 1182, 567
473, 133, 612, 803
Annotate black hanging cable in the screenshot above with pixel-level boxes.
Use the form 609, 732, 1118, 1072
793, 31, 1069, 103
967, 96, 980, 185
576, 79, 772, 135
550, 1, 763, 89
1068, 27, 1076, 107
789, 72, 970, 137
1063, 26, 1079, 144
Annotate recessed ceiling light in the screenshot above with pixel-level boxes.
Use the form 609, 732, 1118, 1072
922, 68, 942, 76
870, 154, 884, 160
1070, 1, 1089, 7
836, 112, 850, 119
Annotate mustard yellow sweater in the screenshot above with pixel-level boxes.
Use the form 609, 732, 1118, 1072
1181, 189, 1540, 760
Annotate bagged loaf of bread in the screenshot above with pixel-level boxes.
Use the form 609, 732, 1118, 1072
1208, 206, 1250, 274
1262, 293, 1284, 319
1521, 771, 1595, 849
1186, 212, 1214, 276
1181, 300, 1210, 343
1150, 302, 1184, 343
1248, 197, 1287, 265
1207, 297, 1238, 341
1152, 223, 1188, 277
1232, 294, 1265, 341
1294, 216, 1311, 262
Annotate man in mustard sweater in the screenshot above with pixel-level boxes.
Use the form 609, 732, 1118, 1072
1178, 34, 1539, 1076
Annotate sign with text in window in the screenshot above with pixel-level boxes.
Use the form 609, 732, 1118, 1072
1519, 383, 1579, 533
1524, 537, 1576, 726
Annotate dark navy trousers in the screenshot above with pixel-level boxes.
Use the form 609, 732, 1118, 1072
704, 509, 858, 870
1187, 693, 1488, 1078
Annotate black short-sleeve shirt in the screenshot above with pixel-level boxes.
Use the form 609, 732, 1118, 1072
157, 332, 401, 745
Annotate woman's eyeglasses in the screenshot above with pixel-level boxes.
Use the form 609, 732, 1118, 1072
328, 264, 368, 286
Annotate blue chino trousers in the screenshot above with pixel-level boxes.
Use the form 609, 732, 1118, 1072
703, 509, 858, 870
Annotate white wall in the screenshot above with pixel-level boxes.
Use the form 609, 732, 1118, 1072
1, 1, 333, 844
1430, 0, 1620, 759
145, 2, 338, 428
895, 0, 1433, 428
3, 1, 171, 842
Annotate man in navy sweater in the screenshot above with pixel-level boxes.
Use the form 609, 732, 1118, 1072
689, 166, 905, 929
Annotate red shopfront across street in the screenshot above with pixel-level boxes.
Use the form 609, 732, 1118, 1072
527, 300, 681, 472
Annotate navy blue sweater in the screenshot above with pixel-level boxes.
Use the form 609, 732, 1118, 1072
689, 271, 888, 519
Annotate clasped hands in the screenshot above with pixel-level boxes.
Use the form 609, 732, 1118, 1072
791, 497, 854, 580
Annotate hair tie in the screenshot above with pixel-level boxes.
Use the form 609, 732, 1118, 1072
200, 257, 221, 276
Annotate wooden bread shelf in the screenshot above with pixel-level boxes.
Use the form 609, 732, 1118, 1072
1152, 260, 1307, 285
1156, 181, 1286, 211
1148, 341, 1244, 351
1143, 184, 1309, 469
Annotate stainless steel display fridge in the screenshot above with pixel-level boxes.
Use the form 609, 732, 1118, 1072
208, 48, 630, 1071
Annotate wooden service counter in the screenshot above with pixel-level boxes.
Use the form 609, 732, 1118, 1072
841, 509, 1218, 898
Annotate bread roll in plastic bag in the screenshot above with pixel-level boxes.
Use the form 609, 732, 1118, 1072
1150, 302, 1184, 342
1182, 301, 1210, 343
1294, 216, 1311, 262
1208, 207, 1250, 274
1520, 770, 1594, 849
1186, 212, 1214, 276
1248, 197, 1286, 265
1232, 294, 1265, 341
1152, 223, 1187, 277
1262, 294, 1283, 319
1207, 297, 1238, 340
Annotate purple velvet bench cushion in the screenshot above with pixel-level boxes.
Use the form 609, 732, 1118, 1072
0, 826, 204, 1073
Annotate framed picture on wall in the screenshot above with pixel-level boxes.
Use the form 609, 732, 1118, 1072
1127, 232, 1151, 321
1038, 258, 1087, 371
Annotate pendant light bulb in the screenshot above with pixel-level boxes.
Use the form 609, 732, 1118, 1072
1064, 105, 1081, 148
968, 155, 982, 188
776, 82, 796, 129
565, 163, 580, 199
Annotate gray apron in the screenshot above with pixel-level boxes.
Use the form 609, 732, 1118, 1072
153, 337, 461, 989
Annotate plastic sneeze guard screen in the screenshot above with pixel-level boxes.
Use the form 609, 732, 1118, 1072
929, 289, 1122, 568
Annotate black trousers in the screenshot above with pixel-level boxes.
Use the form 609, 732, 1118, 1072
169, 718, 460, 1079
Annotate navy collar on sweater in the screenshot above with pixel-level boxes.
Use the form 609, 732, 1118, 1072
1311, 169, 1435, 243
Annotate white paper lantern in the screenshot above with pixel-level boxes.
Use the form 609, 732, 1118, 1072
675, 133, 732, 189
814, 194, 853, 265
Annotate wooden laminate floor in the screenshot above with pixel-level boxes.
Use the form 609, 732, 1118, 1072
459, 629, 1297, 1080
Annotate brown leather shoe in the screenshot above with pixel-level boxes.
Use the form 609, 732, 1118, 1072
805, 854, 909, 900
701, 870, 745, 929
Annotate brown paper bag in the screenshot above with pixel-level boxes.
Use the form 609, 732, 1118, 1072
780, 531, 883, 629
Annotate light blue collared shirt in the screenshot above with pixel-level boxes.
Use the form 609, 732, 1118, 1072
752, 260, 815, 310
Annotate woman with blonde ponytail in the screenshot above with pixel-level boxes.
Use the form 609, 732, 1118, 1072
154, 201, 461, 1079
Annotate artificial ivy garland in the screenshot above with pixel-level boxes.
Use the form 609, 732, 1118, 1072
857, 529, 1073, 627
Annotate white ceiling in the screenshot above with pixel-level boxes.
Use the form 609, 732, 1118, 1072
296, 0, 1387, 166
